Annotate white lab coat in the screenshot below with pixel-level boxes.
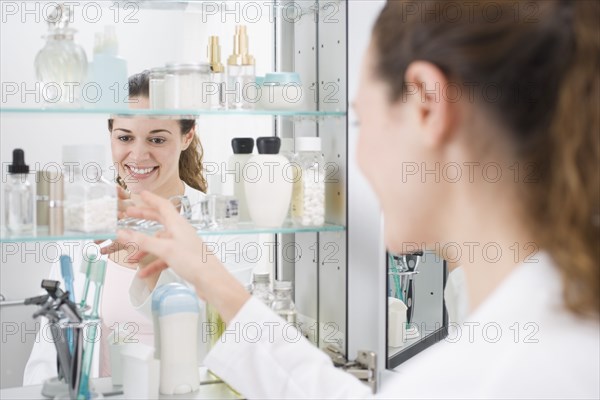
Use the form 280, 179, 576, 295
202, 252, 599, 399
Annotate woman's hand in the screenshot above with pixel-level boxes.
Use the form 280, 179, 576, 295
117, 186, 135, 219
117, 191, 250, 324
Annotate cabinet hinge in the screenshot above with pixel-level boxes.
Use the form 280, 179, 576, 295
324, 345, 377, 393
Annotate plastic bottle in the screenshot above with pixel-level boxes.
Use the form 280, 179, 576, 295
291, 137, 326, 226
88, 26, 128, 109
62, 145, 117, 233
226, 138, 254, 221
4, 149, 34, 235
154, 284, 201, 395
271, 281, 297, 324
251, 272, 274, 306
244, 137, 293, 227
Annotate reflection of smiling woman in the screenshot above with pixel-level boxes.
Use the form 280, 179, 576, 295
23, 72, 211, 383
108, 87, 206, 199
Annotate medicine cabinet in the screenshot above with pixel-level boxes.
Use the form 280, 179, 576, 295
0, 0, 448, 391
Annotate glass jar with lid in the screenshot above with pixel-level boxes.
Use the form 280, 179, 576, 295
149, 67, 167, 110
62, 145, 117, 233
291, 137, 326, 226
251, 272, 274, 306
164, 63, 211, 110
271, 281, 297, 324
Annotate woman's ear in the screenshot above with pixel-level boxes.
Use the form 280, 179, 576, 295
181, 126, 196, 151
403, 61, 457, 148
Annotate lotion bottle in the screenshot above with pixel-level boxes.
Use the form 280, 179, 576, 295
244, 137, 292, 227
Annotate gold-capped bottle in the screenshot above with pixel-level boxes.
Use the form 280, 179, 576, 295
226, 26, 256, 109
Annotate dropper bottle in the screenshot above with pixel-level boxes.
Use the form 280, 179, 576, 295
227, 25, 256, 109
4, 149, 34, 235
207, 35, 225, 110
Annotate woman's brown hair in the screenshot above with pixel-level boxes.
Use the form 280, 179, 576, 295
108, 71, 208, 193
373, 1, 599, 316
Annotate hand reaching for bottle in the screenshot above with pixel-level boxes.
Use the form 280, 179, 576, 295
117, 191, 250, 324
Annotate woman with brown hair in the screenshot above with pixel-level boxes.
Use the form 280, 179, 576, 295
120, 1, 599, 397
24, 71, 211, 384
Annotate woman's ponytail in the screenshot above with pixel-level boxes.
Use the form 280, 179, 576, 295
541, 1, 600, 317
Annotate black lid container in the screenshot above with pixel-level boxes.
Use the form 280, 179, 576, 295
256, 137, 281, 155
231, 138, 255, 154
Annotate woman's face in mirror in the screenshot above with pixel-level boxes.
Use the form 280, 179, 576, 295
110, 98, 193, 195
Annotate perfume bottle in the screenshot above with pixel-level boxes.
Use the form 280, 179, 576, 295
34, 4, 88, 105
227, 26, 256, 109
207, 36, 225, 110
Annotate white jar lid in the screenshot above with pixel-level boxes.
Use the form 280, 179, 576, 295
295, 137, 321, 152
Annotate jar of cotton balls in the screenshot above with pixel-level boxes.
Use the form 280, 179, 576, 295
62, 145, 117, 233
291, 137, 326, 226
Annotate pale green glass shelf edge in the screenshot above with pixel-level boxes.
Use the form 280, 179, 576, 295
0, 223, 345, 243
0, 107, 346, 118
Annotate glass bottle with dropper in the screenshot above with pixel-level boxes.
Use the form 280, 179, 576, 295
4, 149, 34, 235
227, 25, 256, 109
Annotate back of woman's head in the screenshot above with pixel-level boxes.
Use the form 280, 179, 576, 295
110, 71, 207, 193
373, 0, 599, 316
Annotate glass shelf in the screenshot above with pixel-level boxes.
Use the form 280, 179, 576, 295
0, 107, 346, 118
0, 223, 345, 243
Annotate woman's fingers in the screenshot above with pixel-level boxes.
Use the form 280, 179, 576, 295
99, 241, 125, 255
119, 200, 135, 213
140, 191, 185, 226
117, 229, 173, 261
124, 206, 163, 223
138, 259, 168, 278
117, 186, 130, 200
122, 247, 147, 264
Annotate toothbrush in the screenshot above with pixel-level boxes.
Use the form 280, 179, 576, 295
78, 258, 106, 400
389, 254, 403, 301
78, 255, 95, 310
60, 255, 75, 353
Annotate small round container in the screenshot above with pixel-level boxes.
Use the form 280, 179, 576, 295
259, 72, 304, 110
164, 63, 211, 110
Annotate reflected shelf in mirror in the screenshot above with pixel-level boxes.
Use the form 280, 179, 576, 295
0, 106, 346, 119
0, 223, 345, 243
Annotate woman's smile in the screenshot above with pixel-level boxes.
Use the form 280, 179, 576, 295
125, 163, 159, 181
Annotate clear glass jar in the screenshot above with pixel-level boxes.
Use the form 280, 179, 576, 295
164, 63, 210, 110
291, 137, 326, 226
149, 67, 166, 110
251, 272, 274, 306
34, 28, 88, 105
62, 146, 117, 233
271, 281, 297, 324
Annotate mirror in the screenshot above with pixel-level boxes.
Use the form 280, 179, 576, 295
386, 250, 448, 369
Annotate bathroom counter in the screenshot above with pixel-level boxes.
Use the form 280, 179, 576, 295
0, 377, 242, 399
